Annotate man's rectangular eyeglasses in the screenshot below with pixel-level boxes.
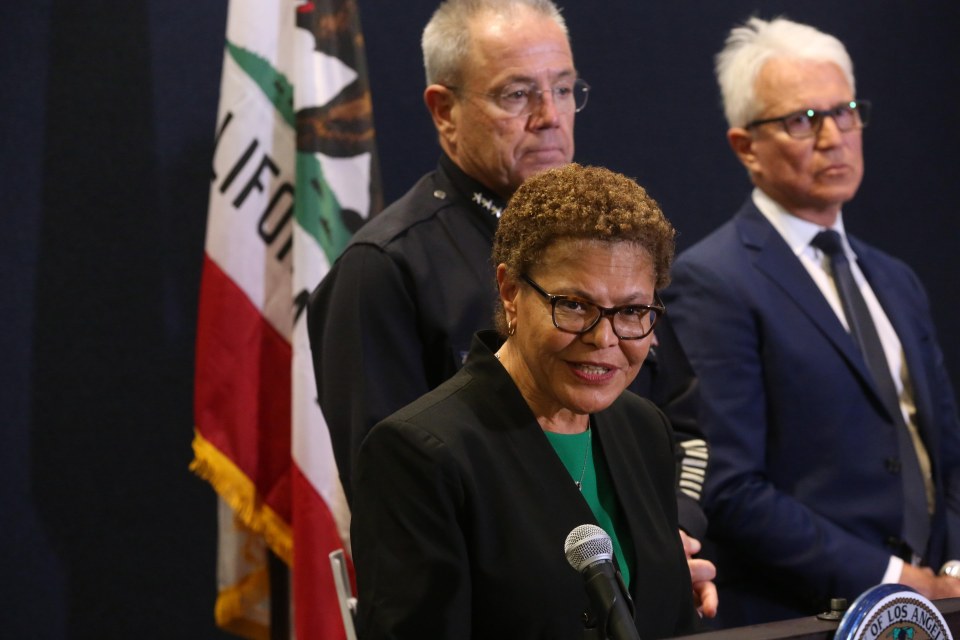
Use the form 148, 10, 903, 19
521, 274, 664, 340
445, 78, 590, 117
745, 99, 871, 139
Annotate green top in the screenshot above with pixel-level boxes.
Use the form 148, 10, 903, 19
544, 427, 635, 589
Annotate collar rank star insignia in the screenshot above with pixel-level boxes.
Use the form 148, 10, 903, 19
472, 191, 502, 219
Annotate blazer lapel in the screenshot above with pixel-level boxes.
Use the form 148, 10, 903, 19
854, 239, 938, 451
735, 202, 884, 402
506, 417, 596, 515
467, 340, 596, 532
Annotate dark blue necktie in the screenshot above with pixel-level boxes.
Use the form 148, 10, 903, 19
811, 229, 930, 560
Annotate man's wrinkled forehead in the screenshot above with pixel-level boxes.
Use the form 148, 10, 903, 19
461, 10, 574, 86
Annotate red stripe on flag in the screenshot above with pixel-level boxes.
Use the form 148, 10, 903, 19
195, 255, 292, 525
292, 462, 354, 639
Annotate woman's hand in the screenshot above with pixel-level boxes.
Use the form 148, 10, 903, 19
680, 529, 719, 618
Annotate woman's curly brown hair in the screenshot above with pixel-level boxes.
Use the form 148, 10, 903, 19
492, 163, 675, 335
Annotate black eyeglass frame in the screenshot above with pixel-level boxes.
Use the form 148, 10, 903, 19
745, 99, 871, 139
443, 78, 591, 117
520, 274, 664, 340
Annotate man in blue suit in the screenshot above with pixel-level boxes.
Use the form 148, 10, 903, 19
662, 16, 960, 627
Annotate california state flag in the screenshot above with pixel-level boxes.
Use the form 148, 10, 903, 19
191, 0, 380, 637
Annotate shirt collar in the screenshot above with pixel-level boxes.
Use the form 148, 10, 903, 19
751, 187, 852, 258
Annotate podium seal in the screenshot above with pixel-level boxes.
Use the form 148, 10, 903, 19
834, 583, 953, 640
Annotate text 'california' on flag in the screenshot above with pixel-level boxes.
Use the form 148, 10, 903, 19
191, 0, 381, 637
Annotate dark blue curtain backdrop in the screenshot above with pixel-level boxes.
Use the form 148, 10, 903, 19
1, 1, 957, 637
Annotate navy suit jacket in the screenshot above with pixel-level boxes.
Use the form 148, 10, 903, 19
662, 198, 960, 626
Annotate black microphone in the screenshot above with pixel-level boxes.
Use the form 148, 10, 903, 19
564, 524, 641, 640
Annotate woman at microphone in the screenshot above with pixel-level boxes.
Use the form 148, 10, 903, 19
351, 163, 708, 638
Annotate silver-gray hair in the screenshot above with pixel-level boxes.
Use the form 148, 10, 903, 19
715, 17, 856, 128
421, 0, 568, 86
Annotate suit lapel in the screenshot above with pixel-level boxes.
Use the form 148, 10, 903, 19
468, 346, 596, 533
735, 203, 884, 404
506, 417, 596, 515
853, 240, 937, 450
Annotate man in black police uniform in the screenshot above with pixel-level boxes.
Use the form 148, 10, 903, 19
307, 0, 715, 614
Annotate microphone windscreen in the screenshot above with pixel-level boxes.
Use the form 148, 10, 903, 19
564, 524, 613, 572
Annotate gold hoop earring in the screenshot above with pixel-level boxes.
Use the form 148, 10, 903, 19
507, 319, 516, 336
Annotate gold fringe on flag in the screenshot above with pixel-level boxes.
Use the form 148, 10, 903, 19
214, 567, 271, 640
190, 430, 292, 564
